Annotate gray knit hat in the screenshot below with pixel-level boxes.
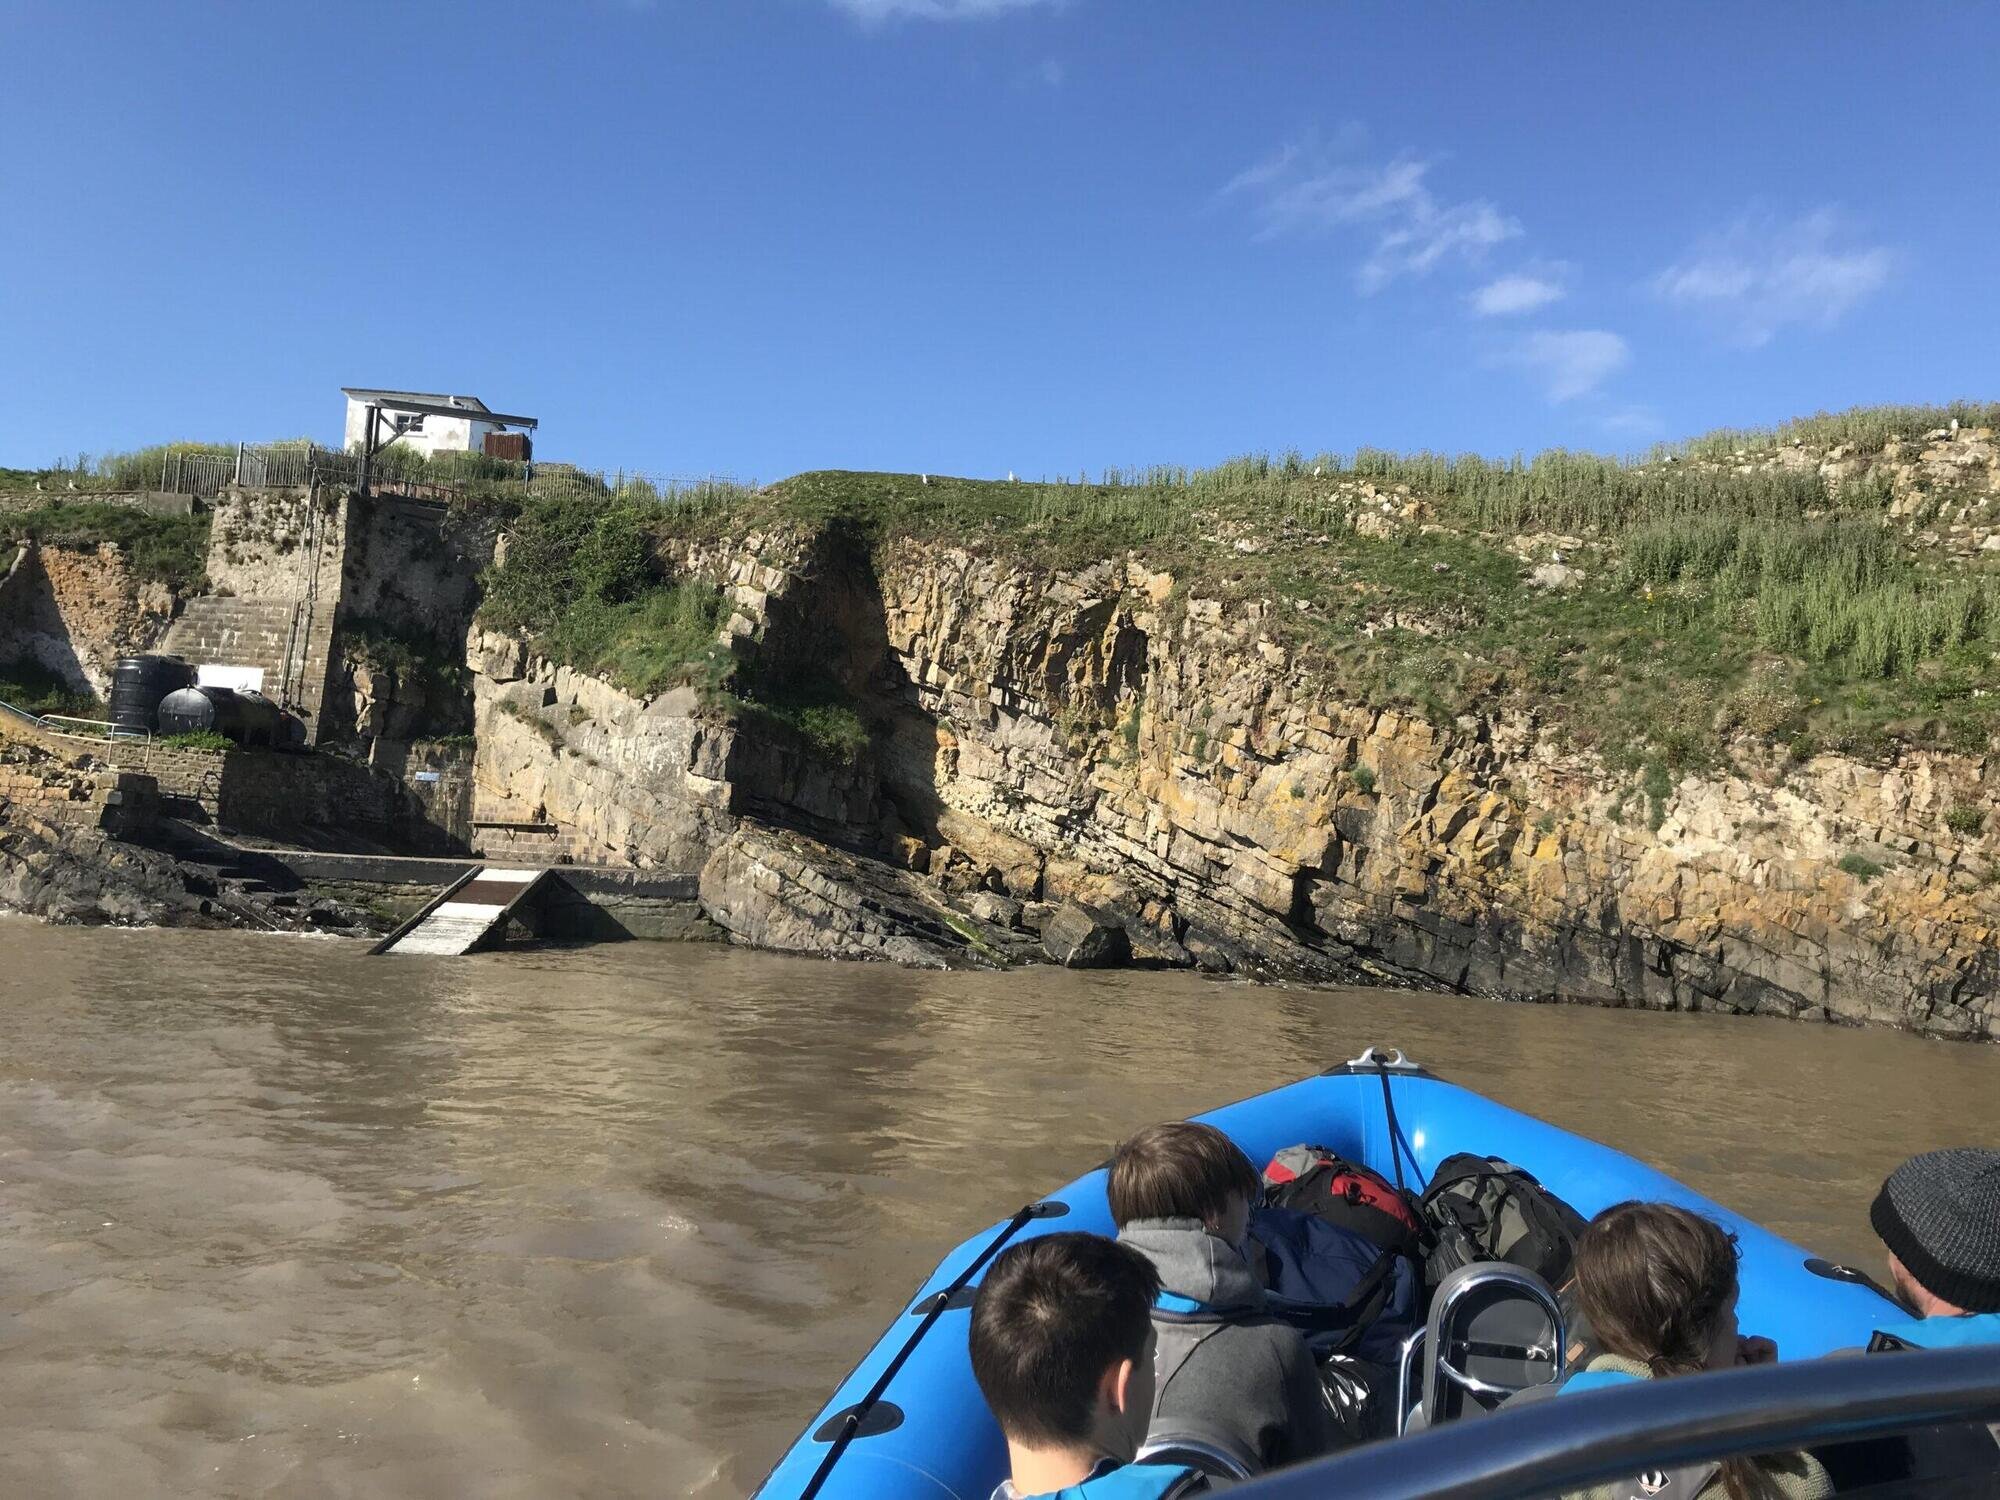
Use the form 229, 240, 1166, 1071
1870, 1148, 2000, 1314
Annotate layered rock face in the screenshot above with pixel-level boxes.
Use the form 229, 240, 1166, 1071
0, 541, 177, 693
868, 543, 1998, 1037
462, 520, 1996, 1036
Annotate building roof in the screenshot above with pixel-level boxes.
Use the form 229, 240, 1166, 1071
341, 388, 492, 414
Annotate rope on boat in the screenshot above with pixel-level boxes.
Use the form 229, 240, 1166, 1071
796, 1200, 1049, 1500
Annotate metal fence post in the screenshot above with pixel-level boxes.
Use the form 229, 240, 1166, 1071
234, 441, 244, 487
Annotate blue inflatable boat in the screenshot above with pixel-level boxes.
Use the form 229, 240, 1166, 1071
756, 1048, 1905, 1500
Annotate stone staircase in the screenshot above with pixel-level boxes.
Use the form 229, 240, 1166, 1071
160, 596, 338, 734
162, 598, 298, 687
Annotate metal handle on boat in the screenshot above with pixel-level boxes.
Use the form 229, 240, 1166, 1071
1346, 1045, 1419, 1070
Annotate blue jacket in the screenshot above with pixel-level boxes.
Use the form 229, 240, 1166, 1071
990, 1457, 1208, 1500
1871, 1310, 2000, 1350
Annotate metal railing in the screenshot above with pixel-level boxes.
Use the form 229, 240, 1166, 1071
1235, 1344, 2000, 1500
36, 713, 149, 743
148, 442, 758, 509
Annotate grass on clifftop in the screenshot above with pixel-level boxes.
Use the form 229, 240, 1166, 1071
458, 401, 2000, 768
3, 501, 211, 592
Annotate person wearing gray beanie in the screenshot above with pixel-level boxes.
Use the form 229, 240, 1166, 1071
1868, 1147, 2000, 1350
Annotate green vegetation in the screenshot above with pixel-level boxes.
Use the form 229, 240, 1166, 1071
1658, 402, 2000, 462
1838, 852, 1886, 882
731, 692, 871, 765
0, 444, 236, 494
160, 729, 231, 751
478, 493, 730, 700
1945, 805, 1986, 836
1352, 766, 1378, 795
0, 663, 102, 718
3, 501, 211, 592
459, 401, 1999, 772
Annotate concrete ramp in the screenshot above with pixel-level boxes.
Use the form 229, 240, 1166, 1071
371, 866, 553, 956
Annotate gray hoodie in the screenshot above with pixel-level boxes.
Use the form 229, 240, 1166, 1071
1118, 1217, 1342, 1473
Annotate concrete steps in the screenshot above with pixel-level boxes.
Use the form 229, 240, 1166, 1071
162, 598, 301, 684
160, 595, 339, 736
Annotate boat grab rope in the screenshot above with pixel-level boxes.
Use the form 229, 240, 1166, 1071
796, 1200, 1048, 1500
1375, 1059, 1427, 1194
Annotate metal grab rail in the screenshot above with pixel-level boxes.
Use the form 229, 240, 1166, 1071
39, 714, 149, 742
1233, 1344, 2000, 1500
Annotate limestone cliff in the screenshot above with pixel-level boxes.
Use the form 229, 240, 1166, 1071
466, 517, 1997, 1039
0, 541, 178, 694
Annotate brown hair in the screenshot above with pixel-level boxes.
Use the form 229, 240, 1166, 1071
968, 1232, 1161, 1448
1574, 1202, 1778, 1500
1107, 1121, 1261, 1228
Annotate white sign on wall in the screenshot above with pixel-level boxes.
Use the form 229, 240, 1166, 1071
195, 664, 265, 694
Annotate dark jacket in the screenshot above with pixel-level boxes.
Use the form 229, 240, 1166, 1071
1118, 1217, 1341, 1472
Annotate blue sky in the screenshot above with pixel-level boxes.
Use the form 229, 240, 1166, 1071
2, 1, 1994, 482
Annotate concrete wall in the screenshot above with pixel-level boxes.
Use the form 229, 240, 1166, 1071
164, 487, 348, 738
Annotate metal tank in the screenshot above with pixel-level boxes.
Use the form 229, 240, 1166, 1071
156, 686, 289, 748
108, 654, 193, 736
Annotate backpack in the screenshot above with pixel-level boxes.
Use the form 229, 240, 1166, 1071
1247, 1204, 1419, 1365
1261, 1145, 1424, 1258
1417, 1153, 1589, 1292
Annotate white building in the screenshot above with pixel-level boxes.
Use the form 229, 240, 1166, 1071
340, 388, 513, 459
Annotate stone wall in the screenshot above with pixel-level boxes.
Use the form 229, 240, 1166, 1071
165, 486, 347, 736
0, 736, 153, 832
0, 542, 178, 694
126, 738, 465, 854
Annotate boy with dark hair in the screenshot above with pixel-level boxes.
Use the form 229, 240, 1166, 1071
1110, 1122, 1341, 1472
969, 1233, 1211, 1499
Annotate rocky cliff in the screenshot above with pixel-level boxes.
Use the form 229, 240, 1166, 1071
464, 510, 1997, 1038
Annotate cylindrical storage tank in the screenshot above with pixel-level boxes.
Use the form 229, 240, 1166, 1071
110, 655, 193, 736
226, 690, 283, 748
156, 686, 218, 738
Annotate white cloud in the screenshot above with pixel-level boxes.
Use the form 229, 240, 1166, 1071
1218, 136, 1520, 293
1497, 329, 1630, 402
1600, 404, 1666, 439
828, 0, 1057, 20
1471, 271, 1565, 317
1652, 208, 1894, 348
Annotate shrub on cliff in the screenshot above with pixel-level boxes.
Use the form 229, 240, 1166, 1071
478, 492, 731, 698
0, 663, 101, 719
6, 502, 210, 592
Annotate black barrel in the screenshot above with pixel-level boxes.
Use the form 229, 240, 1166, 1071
157, 686, 218, 738
109, 654, 193, 736
157, 685, 286, 748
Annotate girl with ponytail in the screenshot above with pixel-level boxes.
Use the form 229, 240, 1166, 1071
1563, 1202, 1832, 1500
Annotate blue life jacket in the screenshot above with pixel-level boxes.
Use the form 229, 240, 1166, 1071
1871, 1311, 2000, 1351
1557, 1366, 1645, 1397
993, 1456, 1207, 1500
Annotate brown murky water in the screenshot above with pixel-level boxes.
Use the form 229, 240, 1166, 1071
0, 917, 1995, 1498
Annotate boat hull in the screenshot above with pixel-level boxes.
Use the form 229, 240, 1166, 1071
757, 1064, 1897, 1499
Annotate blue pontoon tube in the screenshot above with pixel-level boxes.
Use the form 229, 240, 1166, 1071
756, 1048, 1905, 1500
